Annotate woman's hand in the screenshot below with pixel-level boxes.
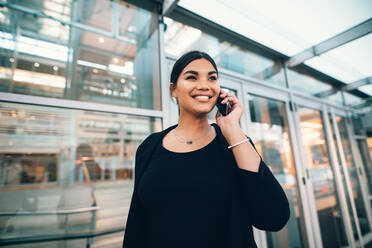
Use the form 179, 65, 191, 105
215, 89, 244, 136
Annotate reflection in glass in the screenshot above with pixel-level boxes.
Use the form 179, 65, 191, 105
333, 115, 371, 236
0, 102, 162, 243
248, 95, 308, 248
298, 108, 348, 247
323, 91, 343, 106
357, 139, 372, 196
287, 68, 332, 96
0, 1, 161, 110
164, 17, 286, 87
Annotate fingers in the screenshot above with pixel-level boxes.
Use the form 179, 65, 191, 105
221, 95, 237, 104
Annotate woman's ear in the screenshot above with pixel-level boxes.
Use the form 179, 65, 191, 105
170, 83, 178, 104
170, 82, 176, 98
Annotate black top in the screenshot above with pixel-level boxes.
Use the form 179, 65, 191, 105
138, 134, 230, 247
122, 123, 290, 248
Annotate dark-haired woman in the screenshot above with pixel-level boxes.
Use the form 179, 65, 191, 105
122, 51, 290, 248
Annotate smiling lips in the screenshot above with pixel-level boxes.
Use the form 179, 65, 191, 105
192, 95, 212, 102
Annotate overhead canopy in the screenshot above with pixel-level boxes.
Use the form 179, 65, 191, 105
177, 0, 372, 96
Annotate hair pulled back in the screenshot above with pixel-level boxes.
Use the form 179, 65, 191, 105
170, 51, 218, 104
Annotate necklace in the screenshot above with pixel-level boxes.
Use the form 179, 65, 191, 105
172, 127, 211, 145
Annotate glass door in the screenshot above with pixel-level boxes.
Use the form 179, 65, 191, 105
296, 107, 351, 248
245, 94, 309, 248
329, 112, 372, 244
356, 137, 372, 204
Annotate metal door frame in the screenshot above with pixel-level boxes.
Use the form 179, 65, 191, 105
241, 80, 318, 248
322, 106, 358, 248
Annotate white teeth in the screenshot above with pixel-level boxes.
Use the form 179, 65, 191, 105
194, 96, 209, 100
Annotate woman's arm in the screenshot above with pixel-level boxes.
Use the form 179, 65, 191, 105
223, 124, 261, 173
224, 124, 290, 232
122, 143, 147, 248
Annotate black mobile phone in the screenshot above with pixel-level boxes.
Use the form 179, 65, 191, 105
216, 96, 232, 116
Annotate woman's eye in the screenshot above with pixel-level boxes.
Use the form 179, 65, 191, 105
186, 75, 197, 80
209, 76, 217, 81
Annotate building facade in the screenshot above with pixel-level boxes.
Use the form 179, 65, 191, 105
0, 0, 372, 247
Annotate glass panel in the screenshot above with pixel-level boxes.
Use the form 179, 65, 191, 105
164, 17, 286, 87
287, 68, 332, 96
328, 115, 359, 241
368, 138, 372, 169
323, 91, 344, 106
0, 1, 161, 110
305, 34, 372, 84
80, 0, 112, 31
298, 107, 348, 247
0, 102, 162, 244
334, 116, 371, 236
248, 95, 308, 248
343, 92, 364, 107
178, 0, 372, 57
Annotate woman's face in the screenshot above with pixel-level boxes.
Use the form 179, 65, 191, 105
171, 58, 220, 117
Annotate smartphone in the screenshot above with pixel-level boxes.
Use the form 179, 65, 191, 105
216, 96, 232, 116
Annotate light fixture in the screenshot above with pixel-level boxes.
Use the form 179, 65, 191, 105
128, 25, 136, 32
99, 37, 105, 43
34, 62, 40, 67
53, 65, 58, 71
9, 57, 15, 63
120, 78, 125, 83
92, 69, 98, 73
113, 57, 119, 63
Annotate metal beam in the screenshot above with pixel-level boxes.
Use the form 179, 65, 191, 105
352, 96, 372, 109
314, 76, 372, 98
314, 88, 339, 98
163, 0, 180, 16
287, 18, 372, 67
344, 76, 372, 91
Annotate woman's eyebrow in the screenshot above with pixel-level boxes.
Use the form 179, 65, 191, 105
183, 70, 217, 76
183, 70, 198, 75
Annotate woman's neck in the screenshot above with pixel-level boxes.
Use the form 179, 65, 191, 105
175, 112, 212, 137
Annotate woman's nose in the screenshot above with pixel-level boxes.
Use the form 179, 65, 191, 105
196, 80, 210, 90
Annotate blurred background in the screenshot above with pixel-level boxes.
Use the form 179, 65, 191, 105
0, 0, 371, 247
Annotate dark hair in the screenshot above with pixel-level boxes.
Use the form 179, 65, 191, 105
170, 51, 218, 104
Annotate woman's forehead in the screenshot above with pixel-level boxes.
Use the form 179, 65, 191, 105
182, 58, 216, 72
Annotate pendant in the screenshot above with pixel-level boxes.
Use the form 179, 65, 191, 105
186, 140, 192, 144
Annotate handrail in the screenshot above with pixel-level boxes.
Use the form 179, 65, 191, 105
0, 227, 125, 246
0, 206, 100, 217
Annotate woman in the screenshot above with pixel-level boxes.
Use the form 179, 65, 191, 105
122, 51, 289, 248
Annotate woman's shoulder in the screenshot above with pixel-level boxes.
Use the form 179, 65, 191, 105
138, 127, 169, 148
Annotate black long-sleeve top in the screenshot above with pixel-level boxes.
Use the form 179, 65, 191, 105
138, 135, 228, 247
122, 123, 290, 248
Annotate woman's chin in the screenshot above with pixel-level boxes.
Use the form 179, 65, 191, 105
193, 108, 214, 116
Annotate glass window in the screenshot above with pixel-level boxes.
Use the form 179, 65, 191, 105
368, 138, 372, 162
164, 17, 286, 87
0, 1, 161, 110
323, 91, 344, 105
0, 102, 162, 188
0, 102, 161, 241
287, 68, 332, 96
79, 0, 112, 31
333, 115, 371, 237
343, 92, 364, 106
